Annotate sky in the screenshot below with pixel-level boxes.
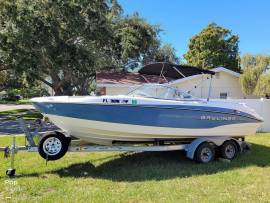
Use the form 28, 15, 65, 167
118, 0, 270, 58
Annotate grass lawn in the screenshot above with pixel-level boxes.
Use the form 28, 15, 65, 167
0, 133, 270, 203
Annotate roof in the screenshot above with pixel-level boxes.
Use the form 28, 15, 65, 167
138, 62, 215, 79
168, 66, 240, 85
211, 67, 240, 77
96, 71, 173, 87
96, 64, 238, 87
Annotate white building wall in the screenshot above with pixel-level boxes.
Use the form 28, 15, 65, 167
173, 72, 256, 99
102, 70, 258, 99
106, 86, 130, 95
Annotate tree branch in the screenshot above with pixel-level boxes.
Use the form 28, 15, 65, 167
38, 77, 53, 88
31, 73, 53, 88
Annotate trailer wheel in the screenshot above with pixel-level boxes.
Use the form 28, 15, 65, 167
38, 132, 70, 161
6, 168, 16, 177
220, 140, 239, 160
195, 142, 215, 163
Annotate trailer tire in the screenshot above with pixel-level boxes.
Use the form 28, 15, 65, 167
195, 142, 215, 163
220, 140, 239, 160
6, 168, 16, 177
38, 132, 70, 161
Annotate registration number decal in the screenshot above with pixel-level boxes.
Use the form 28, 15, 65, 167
102, 98, 134, 104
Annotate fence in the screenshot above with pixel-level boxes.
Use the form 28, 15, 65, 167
217, 99, 270, 132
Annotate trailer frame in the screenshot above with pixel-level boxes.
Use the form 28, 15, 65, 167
1, 118, 251, 177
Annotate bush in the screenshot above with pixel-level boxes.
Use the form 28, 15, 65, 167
20, 86, 49, 98
1, 86, 49, 101
3, 89, 22, 101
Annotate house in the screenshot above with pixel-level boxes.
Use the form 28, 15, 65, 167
96, 71, 173, 95
97, 62, 256, 99
169, 67, 256, 99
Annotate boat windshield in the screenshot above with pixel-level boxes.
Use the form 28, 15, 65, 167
127, 84, 194, 100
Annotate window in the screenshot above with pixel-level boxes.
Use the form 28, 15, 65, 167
127, 84, 194, 100
96, 87, 106, 96
220, 92, 228, 99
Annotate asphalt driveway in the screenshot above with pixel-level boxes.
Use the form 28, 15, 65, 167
0, 104, 34, 112
0, 104, 57, 136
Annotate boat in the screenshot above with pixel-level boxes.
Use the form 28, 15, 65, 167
30, 84, 263, 145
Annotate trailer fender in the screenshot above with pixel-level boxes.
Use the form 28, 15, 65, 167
185, 137, 237, 160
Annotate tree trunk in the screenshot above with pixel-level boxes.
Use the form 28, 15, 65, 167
52, 82, 74, 96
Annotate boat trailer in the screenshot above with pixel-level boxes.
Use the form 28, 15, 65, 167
1, 118, 251, 177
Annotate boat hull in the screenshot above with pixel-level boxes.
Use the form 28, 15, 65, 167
32, 97, 263, 145
45, 114, 261, 145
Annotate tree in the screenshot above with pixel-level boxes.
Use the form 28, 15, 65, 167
240, 66, 263, 95
112, 13, 160, 65
0, 0, 118, 95
183, 23, 240, 72
0, 69, 25, 92
0, 1, 165, 95
0, 70, 7, 91
240, 54, 270, 96
143, 44, 180, 64
254, 74, 270, 97
241, 54, 270, 71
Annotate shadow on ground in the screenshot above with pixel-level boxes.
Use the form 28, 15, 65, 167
15, 143, 270, 182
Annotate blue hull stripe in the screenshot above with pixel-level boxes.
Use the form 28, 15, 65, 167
33, 103, 259, 129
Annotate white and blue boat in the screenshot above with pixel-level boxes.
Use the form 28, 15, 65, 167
31, 84, 263, 145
